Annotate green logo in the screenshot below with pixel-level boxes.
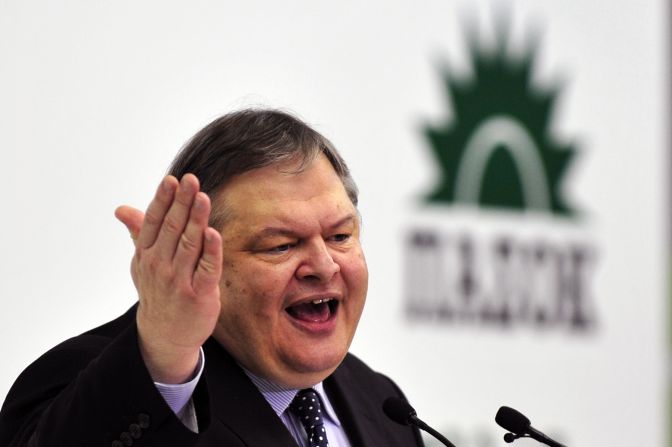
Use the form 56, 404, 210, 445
424, 25, 577, 216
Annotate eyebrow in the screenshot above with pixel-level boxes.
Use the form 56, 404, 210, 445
251, 213, 358, 241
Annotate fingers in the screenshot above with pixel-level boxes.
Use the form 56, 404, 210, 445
136, 176, 179, 250
193, 227, 223, 294
172, 192, 212, 275
130, 173, 222, 294
114, 205, 145, 245
153, 175, 200, 260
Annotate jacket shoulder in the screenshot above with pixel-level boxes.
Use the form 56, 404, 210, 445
5, 305, 137, 400
0, 304, 199, 447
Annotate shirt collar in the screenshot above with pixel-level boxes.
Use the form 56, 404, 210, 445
242, 369, 342, 427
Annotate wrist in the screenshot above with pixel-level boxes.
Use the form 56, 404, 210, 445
137, 332, 201, 383
142, 345, 201, 384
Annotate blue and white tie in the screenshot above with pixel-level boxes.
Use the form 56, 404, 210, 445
290, 389, 330, 447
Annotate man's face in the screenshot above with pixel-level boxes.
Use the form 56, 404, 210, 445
212, 154, 368, 388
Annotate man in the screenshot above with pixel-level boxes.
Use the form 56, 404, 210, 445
0, 109, 424, 446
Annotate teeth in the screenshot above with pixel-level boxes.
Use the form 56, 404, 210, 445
311, 298, 332, 305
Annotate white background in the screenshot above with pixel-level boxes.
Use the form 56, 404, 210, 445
0, 1, 668, 445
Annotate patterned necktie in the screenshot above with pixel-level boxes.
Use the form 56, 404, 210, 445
289, 388, 330, 447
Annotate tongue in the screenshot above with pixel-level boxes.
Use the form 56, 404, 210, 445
287, 302, 331, 323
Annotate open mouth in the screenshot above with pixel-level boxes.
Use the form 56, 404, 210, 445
286, 298, 339, 323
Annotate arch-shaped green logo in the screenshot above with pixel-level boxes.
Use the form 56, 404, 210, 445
425, 26, 577, 216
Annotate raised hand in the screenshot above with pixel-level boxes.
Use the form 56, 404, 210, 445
115, 174, 222, 383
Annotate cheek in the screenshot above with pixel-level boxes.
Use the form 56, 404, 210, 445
220, 261, 297, 314
340, 251, 369, 286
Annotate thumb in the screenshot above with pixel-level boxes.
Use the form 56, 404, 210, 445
115, 205, 145, 244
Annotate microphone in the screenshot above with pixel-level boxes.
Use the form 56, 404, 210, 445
383, 397, 457, 447
495, 406, 567, 447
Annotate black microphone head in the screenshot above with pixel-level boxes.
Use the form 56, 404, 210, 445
383, 397, 417, 426
495, 406, 531, 435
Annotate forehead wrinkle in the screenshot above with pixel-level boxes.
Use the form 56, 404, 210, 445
216, 158, 357, 242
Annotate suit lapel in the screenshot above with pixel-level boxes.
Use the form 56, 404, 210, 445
325, 358, 382, 447
202, 340, 298, 447
325, 355, 422, 447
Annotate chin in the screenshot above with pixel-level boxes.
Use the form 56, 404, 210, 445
281, 347, 347, 385
279, 365, 341, 389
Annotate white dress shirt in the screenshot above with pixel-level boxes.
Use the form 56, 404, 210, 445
154, 350, 352, 446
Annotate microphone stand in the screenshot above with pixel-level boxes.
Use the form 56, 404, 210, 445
382, 397, 457, 447
409, 414, 456, 447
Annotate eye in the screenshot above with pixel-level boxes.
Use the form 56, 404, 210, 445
267, 243, 294, 254
330, 233, 351, 243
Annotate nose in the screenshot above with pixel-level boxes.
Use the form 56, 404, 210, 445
296, 238, 340, 282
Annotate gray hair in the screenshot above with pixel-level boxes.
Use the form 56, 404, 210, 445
168, 108, 358, 229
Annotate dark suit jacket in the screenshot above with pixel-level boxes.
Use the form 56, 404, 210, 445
0, 306, 424, 446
